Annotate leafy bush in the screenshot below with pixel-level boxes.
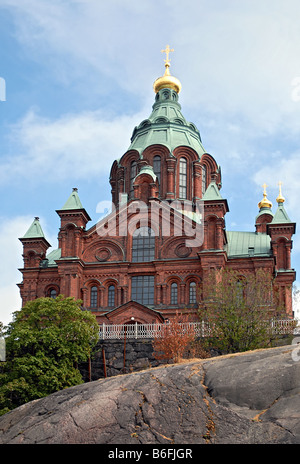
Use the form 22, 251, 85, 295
152, 312, 196, 363
0, 295, 99, 415
198, 269, 287, 354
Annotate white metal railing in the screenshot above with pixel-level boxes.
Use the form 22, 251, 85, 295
270, 319, 298, 335
99, 319, 297, 340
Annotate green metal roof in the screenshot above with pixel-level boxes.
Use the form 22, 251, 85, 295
61, 188, 84, 210
46, 248, 61, 266
202, 181, 223, 201
271, 203, 292, 224
225, 231, 272, 258
128, 87, 206, 157
22, 217, 46, 239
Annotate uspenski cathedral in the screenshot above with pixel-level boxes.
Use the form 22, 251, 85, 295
18, 46, 296, 325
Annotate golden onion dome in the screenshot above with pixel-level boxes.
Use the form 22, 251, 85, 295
153, 66, 182, 94
153, 45, 182, 94
258, 184, 272, 209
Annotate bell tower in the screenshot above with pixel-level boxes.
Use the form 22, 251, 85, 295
267, 183, 296, 315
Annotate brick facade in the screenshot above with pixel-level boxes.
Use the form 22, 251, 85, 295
18, 72, 296, 323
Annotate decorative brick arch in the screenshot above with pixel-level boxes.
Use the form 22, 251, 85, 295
173, 147, 199, 200
82, 278, 102, 308
162, 275, 182, 306
200, 153, 221, 187
133, 171, 159, 203
82, 238, 125, 263
44, 283, 60, 298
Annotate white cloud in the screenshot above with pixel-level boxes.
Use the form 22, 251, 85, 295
253, 150, 300, 214
0, 0, 164, 94
0, 108, 145, 186
2, 0, 300, 158
3, 0, 300, 116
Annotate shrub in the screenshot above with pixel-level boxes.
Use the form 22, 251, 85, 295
152, 312, 196, 363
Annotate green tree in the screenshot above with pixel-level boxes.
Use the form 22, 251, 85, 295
0, 295, 99, 415
198, 269, 288, 354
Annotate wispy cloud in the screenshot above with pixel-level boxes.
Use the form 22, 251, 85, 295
3, 0, 300, 115
0, 108, 145, 186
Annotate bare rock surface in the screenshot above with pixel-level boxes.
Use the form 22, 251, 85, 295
0, 344, 300, 444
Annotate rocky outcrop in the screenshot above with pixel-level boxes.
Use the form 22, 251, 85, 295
0, 344, 300, 444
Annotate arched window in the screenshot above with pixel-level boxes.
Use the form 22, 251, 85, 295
130, 160, 137, 199
49, 288, 57, 299
189, 282, 197, 304
153, 155, 161, 193
108, 285, 115, 307
132, 227, 155, 262
90, 286, 98, 308
171, 282, 178, 305
179, 157, 187, 199
202, 165, 207, 196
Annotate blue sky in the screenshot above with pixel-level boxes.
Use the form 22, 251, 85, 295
1, 0, 300, 325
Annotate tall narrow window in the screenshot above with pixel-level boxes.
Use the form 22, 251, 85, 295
189, 282, 197, 304
50, 288, 57, 299
235, 281, 244, 306
179, 157, 187, 199
171, 282, 178, 305
108, 285, 115, 307
132, 227, 155, 262
131, 275, 154, 305
130, 160, 137, 199
202, 165, 207, 196
90, 286, 98, 308
153, 155, 161, 194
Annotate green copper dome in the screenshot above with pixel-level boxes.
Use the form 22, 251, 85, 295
128, 87, 206, 157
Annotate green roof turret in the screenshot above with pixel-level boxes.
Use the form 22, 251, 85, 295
61, 188, 84, 210
22, 217, 46, 239
271, 182, 292, 224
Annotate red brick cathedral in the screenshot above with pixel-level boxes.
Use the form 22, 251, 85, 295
18, 48, 296, 324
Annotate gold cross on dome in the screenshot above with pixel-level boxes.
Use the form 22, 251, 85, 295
161, 44, 174, 66
278, 181, 283, 194
262, 183, 268, 195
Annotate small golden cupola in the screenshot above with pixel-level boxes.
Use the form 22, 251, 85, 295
258, 183, 272, 210
255, 183, 274, 234
276, 181, 285, 204
153, 45, 182, 94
